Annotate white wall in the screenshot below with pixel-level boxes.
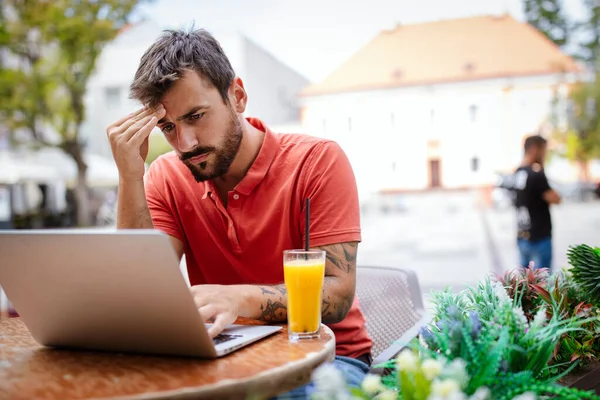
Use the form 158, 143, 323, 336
300, 73, 579, 193
242, 37, 309, 126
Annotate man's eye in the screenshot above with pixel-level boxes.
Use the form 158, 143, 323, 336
190, 113, 203, 121
162, 124, 175, 133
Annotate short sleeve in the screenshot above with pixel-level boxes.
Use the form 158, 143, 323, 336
300, 141, 361, 247
144, 162, 185, 243
530, 170, 551, 195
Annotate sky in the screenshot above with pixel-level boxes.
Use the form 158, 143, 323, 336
134, 0, 584, 83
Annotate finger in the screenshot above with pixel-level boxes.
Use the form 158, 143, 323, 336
207, 313, 235, 339
198, 304, 218, 322
110, 107, 147, 129
119, 104, 166, 132
117, 108, 155, 133
120, 115, 154, 142
128, 116, 158, 147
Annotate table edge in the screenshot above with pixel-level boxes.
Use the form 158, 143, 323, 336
84, 325, 337, 400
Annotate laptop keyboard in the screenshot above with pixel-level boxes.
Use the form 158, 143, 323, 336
212, 333, 243, 345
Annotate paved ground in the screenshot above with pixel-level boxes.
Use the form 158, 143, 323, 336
358, 191, 600, 306
485, 200, 600, 273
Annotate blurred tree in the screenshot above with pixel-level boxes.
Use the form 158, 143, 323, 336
524, 0, 600, 181
0, 2, 56, 146
0, 0, 148, 226
557, 76, 600, 181
578, 0, 600, 68
523, 0, 570, 48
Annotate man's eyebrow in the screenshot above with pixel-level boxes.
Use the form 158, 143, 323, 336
157, 105, 209, 124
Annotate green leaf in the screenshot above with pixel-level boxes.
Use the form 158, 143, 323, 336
349, 387, 371, 399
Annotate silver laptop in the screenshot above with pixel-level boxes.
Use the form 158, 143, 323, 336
0, 229, 281, 358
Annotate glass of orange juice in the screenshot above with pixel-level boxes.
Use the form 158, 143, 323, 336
284, 249, 326, 341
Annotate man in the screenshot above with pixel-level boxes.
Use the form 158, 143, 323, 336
509, 135, 561, 271
106, 28, 373, 397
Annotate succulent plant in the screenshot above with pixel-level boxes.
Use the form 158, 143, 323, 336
531, 271, 600, 373
495, 266, 549, 321
567, 244, 600, 305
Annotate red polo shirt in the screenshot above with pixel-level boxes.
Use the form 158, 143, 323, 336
144, 117, 373, 358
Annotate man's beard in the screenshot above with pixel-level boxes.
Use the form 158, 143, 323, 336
180, 112, 243, 183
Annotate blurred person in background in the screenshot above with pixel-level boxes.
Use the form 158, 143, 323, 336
106, 27, 372, 398
508, 135, 561, 272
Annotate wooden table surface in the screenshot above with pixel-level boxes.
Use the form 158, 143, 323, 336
0, 318, 336, 400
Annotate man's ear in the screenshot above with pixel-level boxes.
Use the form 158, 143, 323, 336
229, 76, 247, 113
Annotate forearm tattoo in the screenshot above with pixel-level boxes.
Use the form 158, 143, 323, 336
256, 242, 357, 324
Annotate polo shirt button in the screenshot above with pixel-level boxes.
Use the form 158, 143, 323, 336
233, 194, 240, 200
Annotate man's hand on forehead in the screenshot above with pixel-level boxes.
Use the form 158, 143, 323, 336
106, 104, 166, 182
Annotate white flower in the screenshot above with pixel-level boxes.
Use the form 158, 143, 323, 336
374, 390, 397, 400
442, 359, 469, 388
511, 392, 537, 400
513, 306, 528, 328
361, 374, 384, 395
493, 282, 511, 305
396, 349, 418, 372
311, 363, 351, 400
530, 307, 547, 328
431, 379, 461, 397
428, 391, 467, 400
422, 359, 443, 380
469, 387, 491, 400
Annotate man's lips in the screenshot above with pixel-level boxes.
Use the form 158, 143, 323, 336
187, 152, 210, 164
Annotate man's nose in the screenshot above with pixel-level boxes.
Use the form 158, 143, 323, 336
177, 127, 199, 153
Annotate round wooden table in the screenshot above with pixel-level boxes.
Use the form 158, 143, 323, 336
0, 318, 336, 400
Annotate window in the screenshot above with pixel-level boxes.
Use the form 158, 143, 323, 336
348, 117, 352, 132
469, 105, 478, 122
471, 156, 479, 172
105, 86, 121, 108
391, 112, 395, 128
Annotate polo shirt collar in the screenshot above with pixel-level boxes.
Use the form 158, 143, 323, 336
234, 118, 279, 196
202, 117, 278, 199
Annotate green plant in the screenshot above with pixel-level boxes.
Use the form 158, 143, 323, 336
567, 244, 600, 305
495, 267, 549, 321
310, 248, 600, 400
310, 347, 600, 400
532, 271, 600, 374
407, 279, 597, 397
431, 278, 588, 379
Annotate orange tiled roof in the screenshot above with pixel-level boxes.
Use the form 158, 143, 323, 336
301, 14, 580, 96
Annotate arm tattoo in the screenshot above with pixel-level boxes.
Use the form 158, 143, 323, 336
324, 242, 358, 273
258, 299, 287, 321
319, 242, 359, 324
259, 286, 276, 296
275, 286, 287, 296
321, 280, 354, 324
257, 284, 287, 322
255, 242, 357, 324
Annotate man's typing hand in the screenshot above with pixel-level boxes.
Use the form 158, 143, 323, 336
190, 285, 243, 338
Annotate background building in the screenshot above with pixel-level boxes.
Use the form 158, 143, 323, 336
299, 15, 591, 196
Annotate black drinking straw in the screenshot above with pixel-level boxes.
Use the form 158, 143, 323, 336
305, 198, 310, 253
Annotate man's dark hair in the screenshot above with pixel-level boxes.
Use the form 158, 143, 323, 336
524, 135, 547, 152
130, 27, 235, 107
